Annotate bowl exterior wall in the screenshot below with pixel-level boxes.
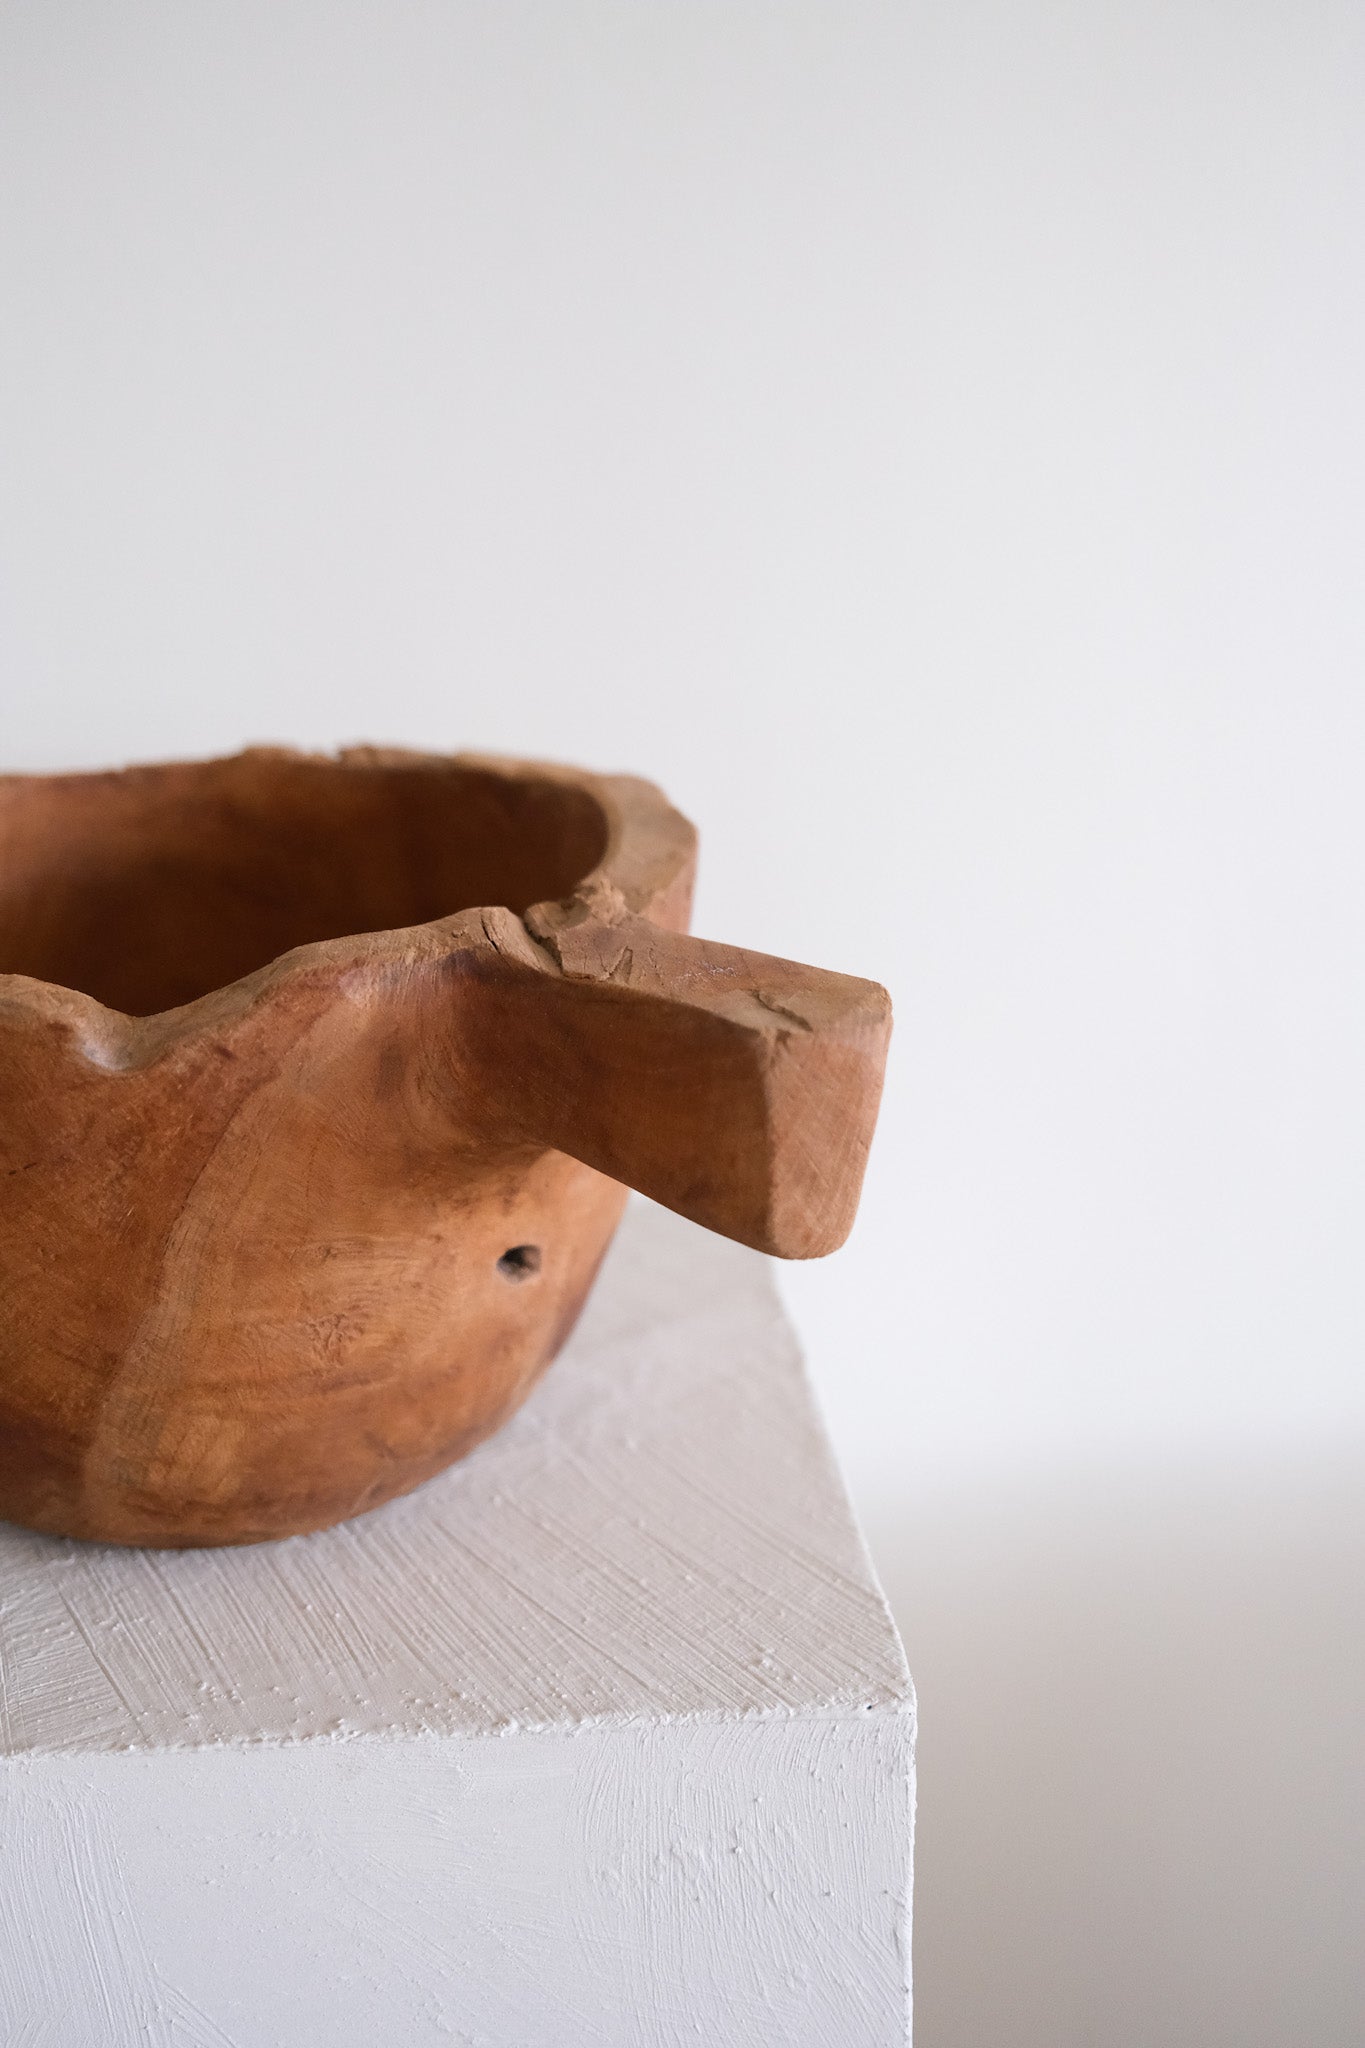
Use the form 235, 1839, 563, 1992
0, 1065, 630, 1546
0, 987, 631, 1545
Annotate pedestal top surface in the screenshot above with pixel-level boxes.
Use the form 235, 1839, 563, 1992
0, 1201, 908, 1755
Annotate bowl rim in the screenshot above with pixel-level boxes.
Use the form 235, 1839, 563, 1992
0, 744, 698, 1053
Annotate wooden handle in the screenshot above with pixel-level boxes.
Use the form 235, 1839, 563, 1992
465, 908, 891, 1258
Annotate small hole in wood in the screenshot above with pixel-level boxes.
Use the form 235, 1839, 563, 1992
496, 1244, 542, 1282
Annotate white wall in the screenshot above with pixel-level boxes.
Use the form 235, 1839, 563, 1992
2, 6, 1361, 2042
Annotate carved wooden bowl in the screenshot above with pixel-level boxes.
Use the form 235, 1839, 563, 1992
0, 748, 890, 1546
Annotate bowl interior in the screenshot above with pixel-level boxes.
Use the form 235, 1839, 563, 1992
0, 753, 608, 1016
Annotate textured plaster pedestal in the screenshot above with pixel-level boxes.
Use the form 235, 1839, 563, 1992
0, 1202, 914, 2047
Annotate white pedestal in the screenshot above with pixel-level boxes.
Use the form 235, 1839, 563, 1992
0, 1201, 914, 2047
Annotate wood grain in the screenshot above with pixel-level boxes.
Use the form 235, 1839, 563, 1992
0, 748, 890, 1544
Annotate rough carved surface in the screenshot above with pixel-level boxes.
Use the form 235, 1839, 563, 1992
0, 747, 890, 1546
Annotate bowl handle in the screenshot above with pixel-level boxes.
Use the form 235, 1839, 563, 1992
467, 908, 891, 1259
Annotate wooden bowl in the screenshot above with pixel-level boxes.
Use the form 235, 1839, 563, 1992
0, 747, 890, 1546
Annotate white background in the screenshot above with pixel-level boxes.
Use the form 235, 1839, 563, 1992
2, 5, 1361, 2042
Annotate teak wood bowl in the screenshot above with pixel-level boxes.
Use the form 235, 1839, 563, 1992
0, 747, 890, 1547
